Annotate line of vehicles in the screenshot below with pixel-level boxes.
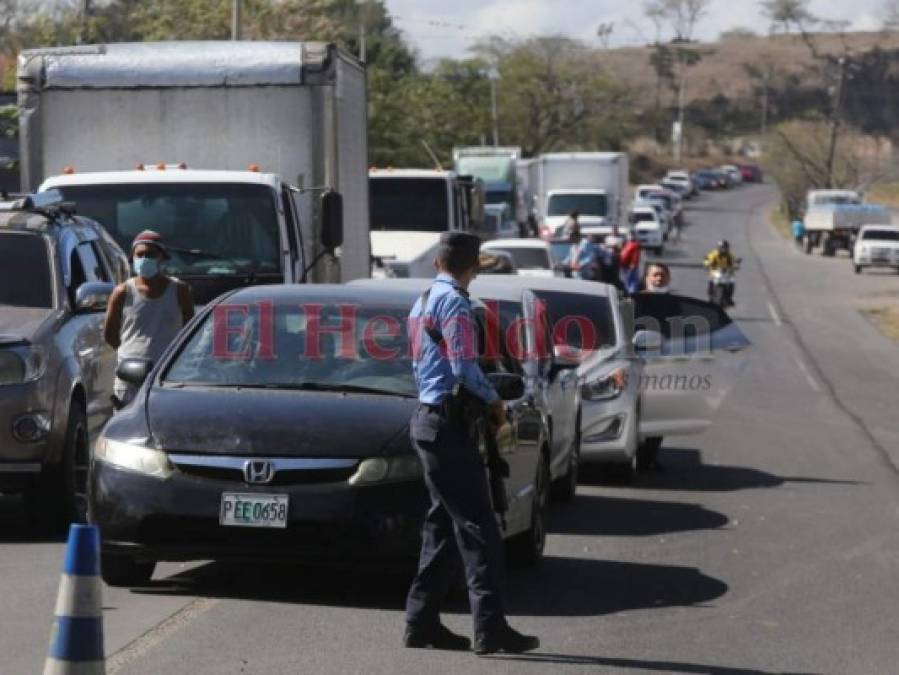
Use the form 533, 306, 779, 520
1, 42, 752, 585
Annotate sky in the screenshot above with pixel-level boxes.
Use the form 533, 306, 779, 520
383, 0, 888, 63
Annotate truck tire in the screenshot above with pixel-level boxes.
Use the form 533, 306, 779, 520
854, 264, 862, 274
101, 553, 156, 587
803, 236, 813, 254
822, 235, 835, 257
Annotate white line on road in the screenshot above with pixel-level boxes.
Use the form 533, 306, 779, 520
794, 357, 822, 392
767, 302, 782, 327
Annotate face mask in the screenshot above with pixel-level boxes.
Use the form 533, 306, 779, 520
648, 284, 670, 293
133, 256, 160, 279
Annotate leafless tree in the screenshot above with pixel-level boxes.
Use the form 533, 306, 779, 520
643, 0, 711, 160
882, 0, 899, 30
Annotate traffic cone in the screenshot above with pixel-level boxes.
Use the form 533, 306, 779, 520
44, 524, 105, 675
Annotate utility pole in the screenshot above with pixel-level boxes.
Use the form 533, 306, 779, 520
489, 67, 499, 147
824, 56, 847, 188
231, 0, 241, 41
358, 22, 367, 63
77, 0, 91, 45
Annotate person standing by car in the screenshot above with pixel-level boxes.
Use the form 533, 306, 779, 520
104, 230, 194, 406
405, 231, 539, 656
561, 221, 599, 280
619, 231, 642, 294
791, 218, 805, 248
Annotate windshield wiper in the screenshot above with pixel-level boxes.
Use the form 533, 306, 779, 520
167, 245, 229, 260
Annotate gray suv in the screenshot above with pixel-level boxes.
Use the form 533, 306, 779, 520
0, 192, 128, 528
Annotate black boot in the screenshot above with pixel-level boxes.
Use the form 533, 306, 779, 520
403, 623, 471, 651
474, 624, 540, 656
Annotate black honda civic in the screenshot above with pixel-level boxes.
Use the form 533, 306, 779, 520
90, 284, 549, 586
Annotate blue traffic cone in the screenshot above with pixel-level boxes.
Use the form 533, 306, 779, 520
44, 524, 105, 675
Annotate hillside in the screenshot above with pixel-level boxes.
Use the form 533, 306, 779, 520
596, 31, 899, 105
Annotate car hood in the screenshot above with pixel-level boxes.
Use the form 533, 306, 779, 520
0, 308, 55, 344
146, 387, 417, 458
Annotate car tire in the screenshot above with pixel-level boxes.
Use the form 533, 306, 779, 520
101, 553, 156, 587
508, 451, 549, 567
551, 424, 580, 503
605, 454, 636, 484
25, 403, 89, 531
636, 436, 663, 472
854, 264, 861, 274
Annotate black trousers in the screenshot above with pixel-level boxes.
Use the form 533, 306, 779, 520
405, 404, 506, 635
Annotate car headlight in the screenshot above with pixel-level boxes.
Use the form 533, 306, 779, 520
581, 367, 628, 401
0, 346, 45, 386
94, 437, 173, 479
349, 455, 423, 486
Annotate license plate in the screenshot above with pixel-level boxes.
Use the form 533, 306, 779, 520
220, 493, 289, 528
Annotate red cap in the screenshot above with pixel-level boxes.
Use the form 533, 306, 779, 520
131, 230, 169, 258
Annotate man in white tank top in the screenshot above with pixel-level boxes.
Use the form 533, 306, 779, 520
104, 230, 195, 407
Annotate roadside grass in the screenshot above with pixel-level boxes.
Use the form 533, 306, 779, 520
768, 207, 792, 241
860, 306, 899, 344
866, 182, 899, 209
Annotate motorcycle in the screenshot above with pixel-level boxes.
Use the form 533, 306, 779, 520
707, 260, 741, 308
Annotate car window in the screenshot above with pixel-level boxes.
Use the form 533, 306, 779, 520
68, 246, 88, 307
0, 233, 53, 308
532, 290, 616, 351
861, 230, 899, 241
76, 242, 106, 282
488, 247, 550, 270
633, 293, 730, 341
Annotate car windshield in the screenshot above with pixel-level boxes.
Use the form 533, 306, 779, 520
370, 177, 449, 232
0, 233, 53, 308
55, 183, 281, 277
164, 300, 418, 397
861, 230, 899, 241
547, 194, 608, 217
488, 247, 550, 270
629, 212, 655, 224
533, 290, 616, 351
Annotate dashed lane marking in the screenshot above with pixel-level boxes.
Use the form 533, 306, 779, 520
767, 302, 783, 327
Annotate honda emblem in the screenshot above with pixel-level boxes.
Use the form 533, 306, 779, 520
244, 460, 275, 484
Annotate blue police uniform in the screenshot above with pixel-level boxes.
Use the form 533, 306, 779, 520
405, 272, 507, 637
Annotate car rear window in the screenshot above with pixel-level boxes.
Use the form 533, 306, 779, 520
532, 290, 616, 350
487, 246, 550, 270
0, 233, 53, 308
861, 230, 899, 241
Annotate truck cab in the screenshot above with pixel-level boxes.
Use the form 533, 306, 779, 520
368, 169, 472, 278
42, 167, 312, 306
544, 189, 609, 238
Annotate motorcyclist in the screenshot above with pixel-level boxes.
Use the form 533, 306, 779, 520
704, 240, 739, 306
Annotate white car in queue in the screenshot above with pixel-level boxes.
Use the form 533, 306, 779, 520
629, 206, 665, 255
853, 225, 899, 274
481, 238, 561, 278
475, 276, 752, 478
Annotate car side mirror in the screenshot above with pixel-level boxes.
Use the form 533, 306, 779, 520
321, 190, 344, 250
552, 344, 582, 369
633, 329, 664, 352
75, 281, 114, 313
116, 358, 153, 387
488, 373, 525, 401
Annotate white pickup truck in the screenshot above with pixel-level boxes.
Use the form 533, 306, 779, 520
802, 190, 891, 257
853, 225, 899, 274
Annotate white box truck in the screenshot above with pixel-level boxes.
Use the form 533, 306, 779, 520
368, 168, 472, 278
520, 152, 629, 239
18, 41, 369, 301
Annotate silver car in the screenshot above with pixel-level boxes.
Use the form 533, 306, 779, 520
476, 277, 751, 479
0, 192, 128, 527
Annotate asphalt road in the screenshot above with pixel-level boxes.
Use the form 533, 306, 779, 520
3, 184, 899, 674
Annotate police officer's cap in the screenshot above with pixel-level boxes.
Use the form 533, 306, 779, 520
437, 231, 481, 269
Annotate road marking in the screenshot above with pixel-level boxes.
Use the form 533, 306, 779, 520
793, 357, 821, 392
767, 302, 782, 326
106, 597, 219, 674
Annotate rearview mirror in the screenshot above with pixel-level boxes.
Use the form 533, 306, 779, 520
116, 358, 153, 387
488, 373, 525, 401
633, 329, 664, 352
321, 190, 344, 250
75, 281, 114, 313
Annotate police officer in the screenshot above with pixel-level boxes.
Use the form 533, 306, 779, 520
404, 231, 540, 656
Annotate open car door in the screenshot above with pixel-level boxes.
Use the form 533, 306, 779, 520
632, 293, 750, 439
